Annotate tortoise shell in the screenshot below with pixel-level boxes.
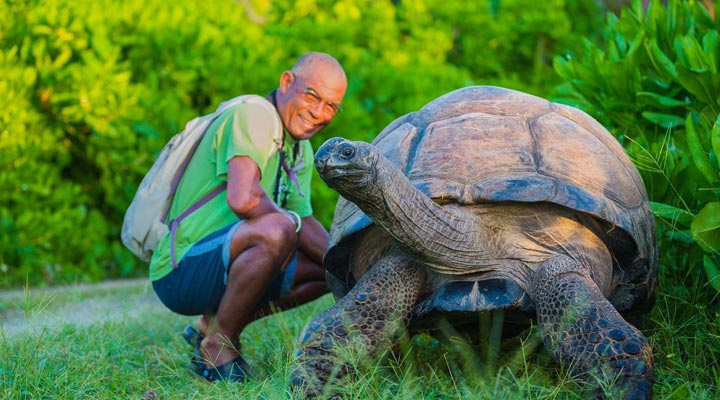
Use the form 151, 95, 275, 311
323, 86, 657, 319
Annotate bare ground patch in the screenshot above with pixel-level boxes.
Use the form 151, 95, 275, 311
0, 278, 165, 337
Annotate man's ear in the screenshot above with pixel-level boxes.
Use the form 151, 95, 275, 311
279, 71, 294, 93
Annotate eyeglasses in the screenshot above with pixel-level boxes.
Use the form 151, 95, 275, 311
294, 76, 342, 116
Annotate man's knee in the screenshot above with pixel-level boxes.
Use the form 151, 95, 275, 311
237, 212, 297, 252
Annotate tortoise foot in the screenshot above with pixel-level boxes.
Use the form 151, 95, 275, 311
533, 256, 654, 399
293, 252, 427, 397
292, 303, 352, 397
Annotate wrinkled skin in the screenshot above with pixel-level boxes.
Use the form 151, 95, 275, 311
292, 138, 653, 399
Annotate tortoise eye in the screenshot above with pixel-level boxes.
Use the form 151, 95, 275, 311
340, 146, 355, 158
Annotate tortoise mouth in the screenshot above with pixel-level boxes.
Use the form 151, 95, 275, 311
321, 167, 365, 183
320, 168, 345, 181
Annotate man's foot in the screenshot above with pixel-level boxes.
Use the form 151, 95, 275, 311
189, 354, 252, 383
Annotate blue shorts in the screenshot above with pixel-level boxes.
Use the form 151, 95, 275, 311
152, 221, 298, 316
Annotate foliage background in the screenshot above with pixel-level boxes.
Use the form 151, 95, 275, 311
3, 1, 720, 397
0, 0, 604, 286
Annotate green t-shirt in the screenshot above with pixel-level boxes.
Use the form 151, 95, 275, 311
148, 100, 314, 281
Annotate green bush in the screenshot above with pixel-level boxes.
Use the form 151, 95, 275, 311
0, 0, 602, 286
426, 0, 602, 95
554, 0, 720, 291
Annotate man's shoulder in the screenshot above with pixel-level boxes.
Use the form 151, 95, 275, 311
221, 95, 278, 118
214, 96, 281, 139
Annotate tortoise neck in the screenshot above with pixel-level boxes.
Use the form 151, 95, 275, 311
345, 152, 495, 274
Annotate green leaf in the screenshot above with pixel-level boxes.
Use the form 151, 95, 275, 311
644, 39, 677, 79
626, 30, 645, 62
642, 111, 685, 128
636, 91, 686, 108
691, 202, 720, 253
676, 35, 709, 72
685, 113, 718, 184
703, 256, 720, 292
676, 64, 719, 104
669, 229, 694, 243
651, 201, 694, 227
553, 56, 570, 79
712, 114, 720, 170
702, 31, 719, 74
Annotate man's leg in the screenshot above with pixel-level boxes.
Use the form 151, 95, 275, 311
194, 248, 329, 337
250, 251, 329, 318
200, 212, 297, 368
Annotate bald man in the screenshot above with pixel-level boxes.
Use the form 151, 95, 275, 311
149, 52, 348, 382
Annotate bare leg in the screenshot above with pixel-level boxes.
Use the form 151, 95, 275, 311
252, 251, 329, 319
292, 252, 427, 397
533, 256, 653, 399
200, 212, 296, 368
195, 251, 328, 333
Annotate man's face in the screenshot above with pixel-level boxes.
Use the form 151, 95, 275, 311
276, 66, 347, 141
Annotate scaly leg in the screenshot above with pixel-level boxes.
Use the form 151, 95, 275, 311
292, 252, 427, 397
533, 256, 653, 399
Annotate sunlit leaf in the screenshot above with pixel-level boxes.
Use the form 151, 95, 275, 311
651, 201, 694, 227
691, 202, 720, 253
676, 35, 709, 71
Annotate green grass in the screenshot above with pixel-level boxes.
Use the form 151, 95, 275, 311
0, 275, 718, 399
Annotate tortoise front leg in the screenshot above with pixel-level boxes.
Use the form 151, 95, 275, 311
533, 256, 653, 399
292, 252, 427, 397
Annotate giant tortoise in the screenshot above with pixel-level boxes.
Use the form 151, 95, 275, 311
294, 86, 657, 399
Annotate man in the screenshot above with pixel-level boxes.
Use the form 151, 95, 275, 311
149, 52, 347, 382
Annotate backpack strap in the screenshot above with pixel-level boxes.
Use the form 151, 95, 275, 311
169, 182, 227, 268
161, 130, 207, 225
165, 112, 223, 268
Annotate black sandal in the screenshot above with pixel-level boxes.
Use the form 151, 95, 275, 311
190, 354, 252, 383
182, 325, 202, 347
184, 325, 252, 383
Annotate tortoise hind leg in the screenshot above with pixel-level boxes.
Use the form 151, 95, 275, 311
292, 252, 427, 397
532, 256, 653, 399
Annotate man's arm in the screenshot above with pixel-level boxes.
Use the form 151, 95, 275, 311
226, 155, 303, 237
297, 216, 329, 265
226, 156, 281, 219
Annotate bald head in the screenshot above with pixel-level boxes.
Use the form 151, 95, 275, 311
291, 52, 347, 83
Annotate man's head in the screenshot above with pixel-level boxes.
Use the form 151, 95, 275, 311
275, 52, 347, 140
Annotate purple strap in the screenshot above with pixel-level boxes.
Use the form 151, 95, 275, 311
170, 182, 227, 268
161, 135, 207, 225
281, 156, 305, 198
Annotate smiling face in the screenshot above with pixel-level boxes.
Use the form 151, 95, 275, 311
276, 59, 347, 141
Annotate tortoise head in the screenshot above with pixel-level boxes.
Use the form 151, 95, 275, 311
315, 138, 379, 193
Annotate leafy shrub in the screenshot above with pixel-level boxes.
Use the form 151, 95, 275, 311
426, 0, 602, 95
554, 0, 720, 290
